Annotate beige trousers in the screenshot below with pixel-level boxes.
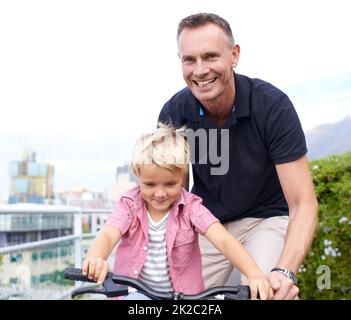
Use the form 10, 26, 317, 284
199, 215, 289, 288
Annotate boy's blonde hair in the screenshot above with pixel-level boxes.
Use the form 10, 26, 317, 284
131, 123, 190, 178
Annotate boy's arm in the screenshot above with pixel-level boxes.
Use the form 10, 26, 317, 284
83, 224, 122, 283
205, 222, 273, 299
86, 224, 121, 259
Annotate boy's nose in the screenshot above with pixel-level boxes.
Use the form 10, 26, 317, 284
154, 188, 166, 197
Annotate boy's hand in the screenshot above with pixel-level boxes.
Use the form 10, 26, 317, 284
241, 276, 274, 300
82, 257, 110, 284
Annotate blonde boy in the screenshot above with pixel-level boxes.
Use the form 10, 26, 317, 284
82, 124, 273, 299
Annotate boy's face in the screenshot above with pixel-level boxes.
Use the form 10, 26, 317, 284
138, 164, 185, 217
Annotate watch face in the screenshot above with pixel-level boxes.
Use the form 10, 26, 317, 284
287, 271, 297, 284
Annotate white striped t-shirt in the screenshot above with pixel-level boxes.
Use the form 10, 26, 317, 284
138, 211, 173, 293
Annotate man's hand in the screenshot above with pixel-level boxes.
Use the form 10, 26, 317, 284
267, 271, 299, 300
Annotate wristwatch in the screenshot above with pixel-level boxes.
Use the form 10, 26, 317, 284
271, 267, 297, 285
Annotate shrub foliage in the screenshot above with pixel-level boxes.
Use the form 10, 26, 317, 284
298, 152, 351, 299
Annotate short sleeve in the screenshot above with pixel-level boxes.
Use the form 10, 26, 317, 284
265, 95, 307, 164
105, 197, 134, 235
158, 101, 184, 129
189, 195, 219, 235
158, 102, 171, 126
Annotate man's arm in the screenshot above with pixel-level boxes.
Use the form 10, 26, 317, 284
275, 155, 318, 272
269, 155, 318, 299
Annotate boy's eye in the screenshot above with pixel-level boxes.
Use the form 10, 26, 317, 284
166, 182, 177, 186
144, 182, 155, 187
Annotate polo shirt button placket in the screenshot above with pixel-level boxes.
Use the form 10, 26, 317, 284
133, 269, 138, 275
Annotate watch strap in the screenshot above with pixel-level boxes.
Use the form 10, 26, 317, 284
271, 267, 297, 285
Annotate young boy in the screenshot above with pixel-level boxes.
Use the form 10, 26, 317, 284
82, 124, 273, 300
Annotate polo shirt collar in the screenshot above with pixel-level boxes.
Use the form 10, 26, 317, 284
183, 72, 251, 122
233, 72, 251, 119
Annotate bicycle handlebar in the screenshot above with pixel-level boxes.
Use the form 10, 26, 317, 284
64, 267, 251, 300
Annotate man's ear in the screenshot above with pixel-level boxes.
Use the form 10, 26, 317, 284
231, 44, 240, 68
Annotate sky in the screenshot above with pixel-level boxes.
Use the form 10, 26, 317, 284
0, 0, 351, 198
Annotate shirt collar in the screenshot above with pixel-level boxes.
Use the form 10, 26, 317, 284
131, 186, 186, 216
183, 72, 251, 122
198, 104, 236, 117
172, 188, 186, 213
233, 72, 250, 118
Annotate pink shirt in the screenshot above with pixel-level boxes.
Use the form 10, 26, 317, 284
106, 186, 219, 295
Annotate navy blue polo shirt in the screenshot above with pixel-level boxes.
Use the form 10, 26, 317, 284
158, 73, 307, 223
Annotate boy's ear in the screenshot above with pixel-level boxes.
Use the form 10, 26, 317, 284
182, 171, 189, 191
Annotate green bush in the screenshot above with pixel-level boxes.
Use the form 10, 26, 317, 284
298, 152, 351, 299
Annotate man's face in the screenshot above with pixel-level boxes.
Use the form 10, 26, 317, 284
177, 23, 239, 106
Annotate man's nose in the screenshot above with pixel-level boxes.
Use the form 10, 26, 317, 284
193, 60, 209, 77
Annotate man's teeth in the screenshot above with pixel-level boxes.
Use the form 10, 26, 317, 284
197, 79, 215, 87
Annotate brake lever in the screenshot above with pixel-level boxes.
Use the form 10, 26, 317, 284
71, 277, 129, 299
71, 285, 107, 299
102, 277, 129, 297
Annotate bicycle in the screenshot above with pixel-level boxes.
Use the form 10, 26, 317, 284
63, 267, 251, 300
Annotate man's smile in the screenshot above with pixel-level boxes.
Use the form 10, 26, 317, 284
193, 77, 217, 87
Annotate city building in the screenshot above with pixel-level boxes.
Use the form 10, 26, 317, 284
110, 164, 137, 201
54, 188, 112, 234
55, 188, 111, 209
8, 150, 54, 204
0, 204, 74, 248
0, 205, 110, 299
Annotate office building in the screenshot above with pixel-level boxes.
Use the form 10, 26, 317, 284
8, 150, 54, 204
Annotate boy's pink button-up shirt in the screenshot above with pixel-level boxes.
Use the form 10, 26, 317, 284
106, 186, 219, 295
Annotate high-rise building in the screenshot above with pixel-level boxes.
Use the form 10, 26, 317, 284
110, 164, 137, 201
8, 150, 54, 204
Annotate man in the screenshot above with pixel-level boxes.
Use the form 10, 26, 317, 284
158, 13, 318, 300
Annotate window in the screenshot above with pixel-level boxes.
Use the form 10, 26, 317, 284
10, 253, 23, 263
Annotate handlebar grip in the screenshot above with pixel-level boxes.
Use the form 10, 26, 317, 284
226, 285, 251, 300
64, 267, 97, 283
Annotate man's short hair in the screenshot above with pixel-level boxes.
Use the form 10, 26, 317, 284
177, 13, 235, 46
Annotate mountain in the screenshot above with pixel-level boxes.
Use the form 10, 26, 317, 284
305, 117, 351, 160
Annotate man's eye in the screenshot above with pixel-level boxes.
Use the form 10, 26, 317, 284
183, 57, 194, 63
207, 54, 217, 60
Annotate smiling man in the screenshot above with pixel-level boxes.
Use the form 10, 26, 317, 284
158, 13, 318, 300
177, 21, 238, 126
